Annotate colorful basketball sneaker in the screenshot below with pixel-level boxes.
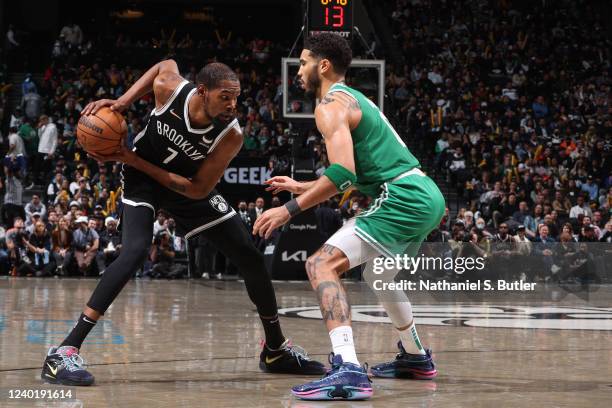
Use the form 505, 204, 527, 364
291, 354, 373, 400
260, 339, 327, 375
370, 341, 437, 379
41, 346, 95, 386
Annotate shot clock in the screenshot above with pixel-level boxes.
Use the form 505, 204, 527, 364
307, 0, 354, 38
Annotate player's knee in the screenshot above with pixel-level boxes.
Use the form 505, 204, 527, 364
305, 256, 316, 281
305, 254, 344, 282
229, 237, 263, 267
121, 240, 150, 267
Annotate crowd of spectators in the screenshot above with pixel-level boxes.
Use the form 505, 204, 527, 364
1, 1, 610, 282
384, 0, 610, 258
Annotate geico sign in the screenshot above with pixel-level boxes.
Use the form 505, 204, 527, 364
282, 250, 308, 262
224, 167, 272, 185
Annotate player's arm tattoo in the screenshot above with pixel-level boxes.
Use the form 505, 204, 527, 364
336, 93, 360, 111
316, 281, 351, 323
347, 99, 360, 111
168, 181, 186, 193
320, 95, 335, 105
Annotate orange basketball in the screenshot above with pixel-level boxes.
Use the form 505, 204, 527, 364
76, 107, 127, 155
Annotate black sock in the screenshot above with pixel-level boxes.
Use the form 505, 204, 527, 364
260, 314, 285, 350
60, 313, 97, 349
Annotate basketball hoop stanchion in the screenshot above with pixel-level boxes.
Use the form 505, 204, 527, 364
353, 25, 376, 59
288, 25, 305, 58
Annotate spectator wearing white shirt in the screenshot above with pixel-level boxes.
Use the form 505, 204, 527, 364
25, 194, 46, 227
7, 126, 26, 156
427, 66, 443, 85
569, 195, 593, 219
31, 115, 58, 187
153, 211, 167, 237
9, 107, 23, 128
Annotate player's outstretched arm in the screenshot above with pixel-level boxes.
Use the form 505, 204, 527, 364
82, 59, 181, 116
265, 176, 316, 195
89, 127, 242, 200
253, 101, 355, 239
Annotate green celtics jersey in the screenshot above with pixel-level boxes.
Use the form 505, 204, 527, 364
327, 82, 420, 197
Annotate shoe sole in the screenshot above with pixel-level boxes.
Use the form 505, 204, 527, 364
41, 372, 94, 386
292, 385, 373, 400
258, 361, 327, 375
371, 367, 437, 380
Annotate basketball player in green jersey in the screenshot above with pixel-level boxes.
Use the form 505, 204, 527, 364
253, 33, 445, 400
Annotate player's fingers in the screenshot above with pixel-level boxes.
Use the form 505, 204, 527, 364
82, 103, 94, 116
259, 220, 271, 238
264, 222, 276, 239
252, 217, 264, 234
261, 223, 269, 238
90, 102, 102, 115
265, 176, 286, 184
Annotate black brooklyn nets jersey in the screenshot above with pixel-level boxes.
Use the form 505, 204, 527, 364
133, 80, 239, 178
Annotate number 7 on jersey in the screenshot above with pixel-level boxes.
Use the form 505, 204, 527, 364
163, 147, 178, 164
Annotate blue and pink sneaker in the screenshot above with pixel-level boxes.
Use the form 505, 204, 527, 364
370, 341, 437, 379
291, 354, 373, 400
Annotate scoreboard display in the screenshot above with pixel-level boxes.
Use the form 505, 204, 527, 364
307, 0, 354, 39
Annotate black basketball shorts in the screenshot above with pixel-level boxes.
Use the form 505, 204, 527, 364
121, 165, 236, 239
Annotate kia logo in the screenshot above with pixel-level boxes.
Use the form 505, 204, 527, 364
282, 251, 308, 262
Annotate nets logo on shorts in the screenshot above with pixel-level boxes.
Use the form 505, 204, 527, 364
209, 195, 229, 213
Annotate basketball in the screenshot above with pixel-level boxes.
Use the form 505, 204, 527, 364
76, 107, 127, 155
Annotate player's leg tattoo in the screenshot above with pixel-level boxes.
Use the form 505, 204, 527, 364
305, 244, 351, 329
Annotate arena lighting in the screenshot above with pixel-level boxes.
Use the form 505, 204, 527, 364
183, 8, 214, 22
111, 9, 144, 19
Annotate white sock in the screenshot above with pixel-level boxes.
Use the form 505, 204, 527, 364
363, 261, 426, 355
382, 301, 426, 355
329, 326, 360, 365
397, 320, 426, 355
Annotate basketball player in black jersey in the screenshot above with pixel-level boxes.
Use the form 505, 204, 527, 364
41, 59, 325, 386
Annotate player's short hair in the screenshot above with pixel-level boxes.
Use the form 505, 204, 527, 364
196, 62, 239, 89
304, 33, 352, 75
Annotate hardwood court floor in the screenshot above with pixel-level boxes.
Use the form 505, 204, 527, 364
0, 278, 611, 407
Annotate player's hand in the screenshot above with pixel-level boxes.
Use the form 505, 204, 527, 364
265, 176, 303, 195
81, 99, 128, 116
252, 206, 291, 240
87, 139, 137, 165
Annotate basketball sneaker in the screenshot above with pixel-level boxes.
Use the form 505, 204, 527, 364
292, 354, 372, 400
370, 341, 437, 379
41, 346, 95, 386
259, 339, 326, 375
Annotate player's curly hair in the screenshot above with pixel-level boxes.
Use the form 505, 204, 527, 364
196, 62, 239, 89
304, 33, 352, 75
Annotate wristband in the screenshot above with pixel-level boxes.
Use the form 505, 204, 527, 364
285, 198, 302, 217
323, 163, 356, 192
